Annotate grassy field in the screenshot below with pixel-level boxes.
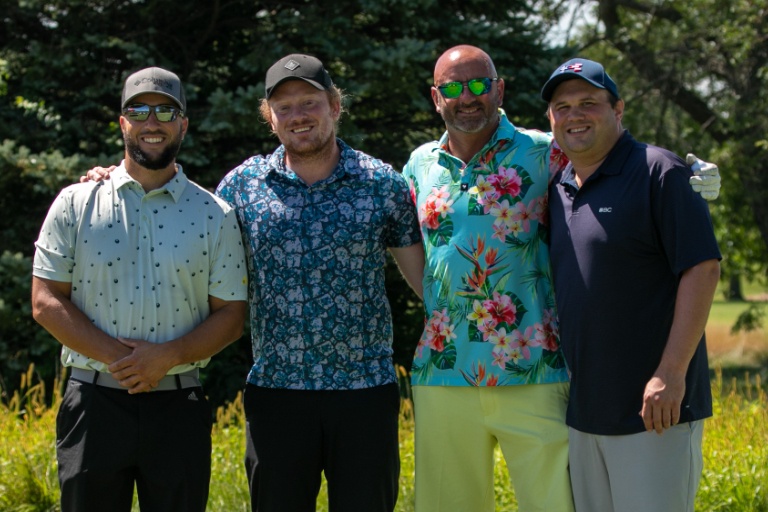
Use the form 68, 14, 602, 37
706, 280, 767, 380
1, 295, 766, 511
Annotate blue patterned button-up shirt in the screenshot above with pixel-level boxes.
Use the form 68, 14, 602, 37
216, 139, 421, 390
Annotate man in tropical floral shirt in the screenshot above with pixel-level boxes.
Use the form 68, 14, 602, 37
403, 44, 574, 512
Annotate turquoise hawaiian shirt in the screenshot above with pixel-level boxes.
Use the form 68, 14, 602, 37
403, 110, 570, 387
216, 139, 421, 390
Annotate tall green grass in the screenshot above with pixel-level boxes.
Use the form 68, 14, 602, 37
1, 366, 766, 511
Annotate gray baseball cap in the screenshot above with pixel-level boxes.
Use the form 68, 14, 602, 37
121, 67, 186, 111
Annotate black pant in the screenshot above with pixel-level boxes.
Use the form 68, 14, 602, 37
57, 379, 213, 512
244, 383, 400, 512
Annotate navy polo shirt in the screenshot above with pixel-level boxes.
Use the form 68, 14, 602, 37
549, 131, 721, 435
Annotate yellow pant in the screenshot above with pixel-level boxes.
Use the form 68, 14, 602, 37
413, 383, 574, 512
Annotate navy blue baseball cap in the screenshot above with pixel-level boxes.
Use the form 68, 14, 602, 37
541, 58, 620, 102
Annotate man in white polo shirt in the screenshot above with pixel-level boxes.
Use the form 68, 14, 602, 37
31, 67, 248, 512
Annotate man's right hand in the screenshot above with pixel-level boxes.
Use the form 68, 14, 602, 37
79, 165, 117, 183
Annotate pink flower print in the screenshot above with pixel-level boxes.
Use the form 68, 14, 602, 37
491, 347, 511, 369
511, 326, 542, 360
489, 327, 514, 353
549, 141, 569, 177
409, 183, 417, 206
490, 199, 514, 226
482, 292, 517, 327
535, 308, 560, 351
488, 166, 522, 198
423, 308, 456, 353
511, 199, 536, 233
491, 222, 511, 242
535, 322, 560, 352
472, 176, 501, 214
419, 185, 454, 229
419, 198, 441, 230
432, 185, 451, 202
435, 198, 454, 217
477, 320, 496, 341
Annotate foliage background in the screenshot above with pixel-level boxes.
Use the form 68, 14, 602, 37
1, 0, 766, 408
0, 0, 571, 405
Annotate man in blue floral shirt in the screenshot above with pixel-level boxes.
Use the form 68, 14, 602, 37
215, 54, 424, 512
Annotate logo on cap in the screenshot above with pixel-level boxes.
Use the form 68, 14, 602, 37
284, 59, 300, 71
134, 77, 173, 91
559, 63, 583, 74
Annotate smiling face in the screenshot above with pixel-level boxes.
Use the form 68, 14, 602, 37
546, 79, 624, 171
120, 92, 187, 171
432, 46, 504, 136
267, 80, 340, 161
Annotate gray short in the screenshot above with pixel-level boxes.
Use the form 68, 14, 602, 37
568, 420, 705, 512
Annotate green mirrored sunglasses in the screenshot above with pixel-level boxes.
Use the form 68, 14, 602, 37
436, 77, 498, 99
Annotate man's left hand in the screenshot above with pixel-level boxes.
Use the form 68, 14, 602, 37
687, 153, 721, 200
108, 338, 175, 394
640, 373, 686, 435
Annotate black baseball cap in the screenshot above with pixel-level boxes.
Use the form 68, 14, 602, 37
121, 67, 186, 111
264, 54, 333, 99
541, 58, 620, 102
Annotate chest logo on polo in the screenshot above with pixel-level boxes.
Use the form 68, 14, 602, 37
598, 207, 612, 213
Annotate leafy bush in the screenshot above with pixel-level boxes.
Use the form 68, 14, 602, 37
0, 252, 62, 400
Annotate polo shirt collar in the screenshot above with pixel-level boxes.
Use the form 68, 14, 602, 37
111, 160, 189, 202
436, 108, 518, 157
557, 130, 633, 188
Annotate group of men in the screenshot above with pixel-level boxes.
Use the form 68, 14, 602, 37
32, 44, 722, 512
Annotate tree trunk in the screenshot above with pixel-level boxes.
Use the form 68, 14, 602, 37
727, 273, 744, 301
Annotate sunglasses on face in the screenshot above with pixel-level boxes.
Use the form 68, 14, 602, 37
122, 104, 184, 122
435, 77, 498, 99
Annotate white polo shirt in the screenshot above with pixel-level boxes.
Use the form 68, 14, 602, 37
33, 162, 248, 373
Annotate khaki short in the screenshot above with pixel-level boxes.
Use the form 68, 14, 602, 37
569, 420, 705, 512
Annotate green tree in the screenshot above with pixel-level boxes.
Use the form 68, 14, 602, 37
553, 0, 767, 320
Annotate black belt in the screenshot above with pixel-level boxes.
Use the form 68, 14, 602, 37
70, 367, 201, 391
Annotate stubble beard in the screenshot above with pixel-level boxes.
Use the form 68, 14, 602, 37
281, 129, 337, 164
124, 134, 182, 170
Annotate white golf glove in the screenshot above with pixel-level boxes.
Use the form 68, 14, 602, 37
687, 153, 721, 200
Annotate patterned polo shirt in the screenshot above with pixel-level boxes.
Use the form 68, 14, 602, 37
402, 110, 570, 387
215, 139, 421, 390
33, 163, 249, 374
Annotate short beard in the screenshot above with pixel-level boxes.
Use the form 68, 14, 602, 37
440, 90, 501, 135
124, 135, 182, 170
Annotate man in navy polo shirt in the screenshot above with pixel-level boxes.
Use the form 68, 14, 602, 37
542, 58, 721, 512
